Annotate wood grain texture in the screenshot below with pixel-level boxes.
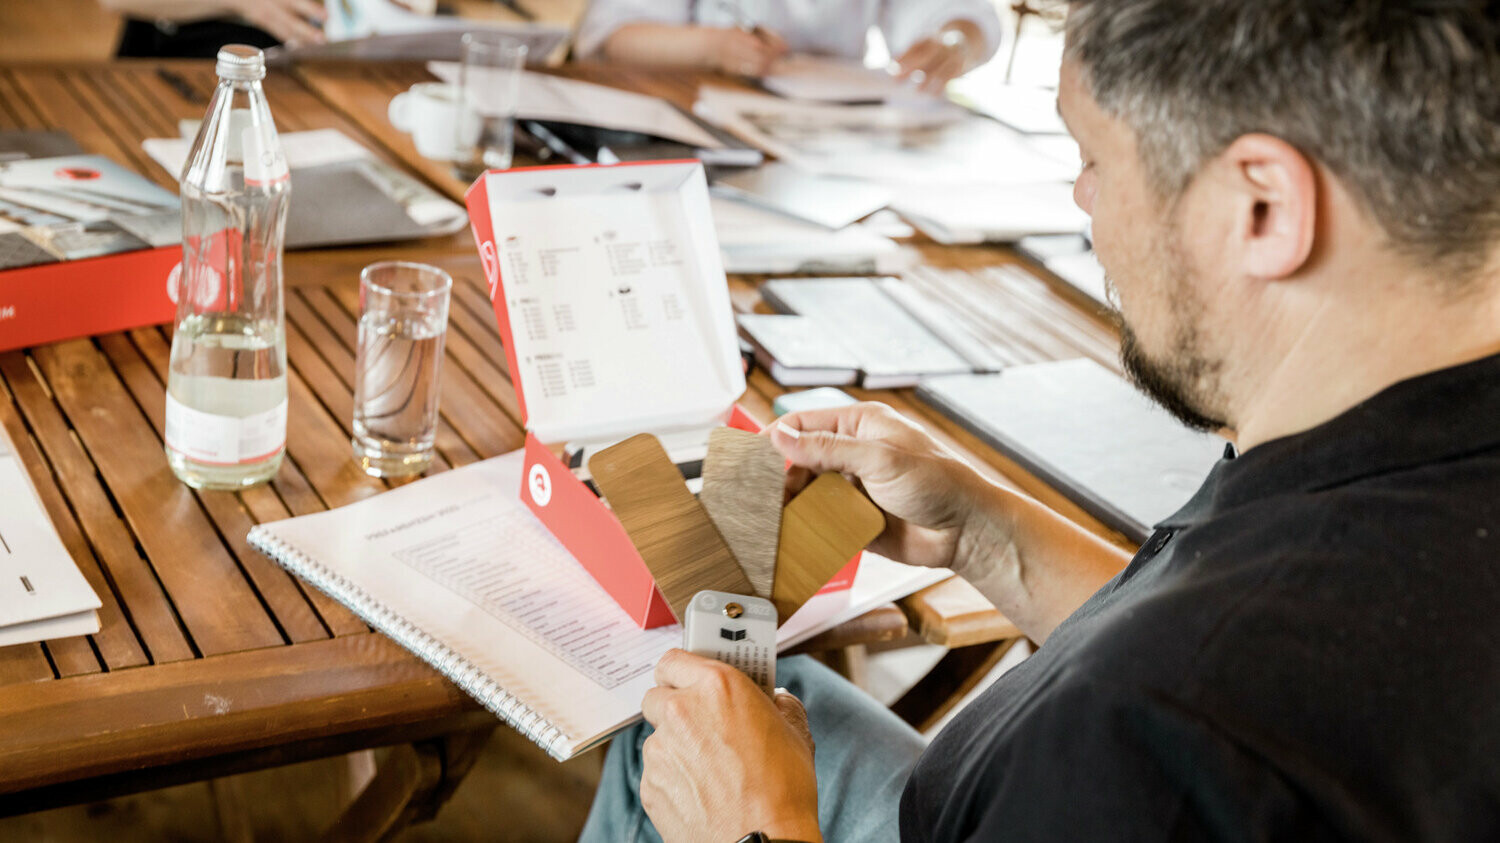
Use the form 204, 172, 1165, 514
899, 577, 1020, 648
772, 473, 885, 622
699, 427, 784, 599
588, 433, 751, 620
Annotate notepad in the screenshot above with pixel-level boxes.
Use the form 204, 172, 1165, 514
249, 451, 950, 759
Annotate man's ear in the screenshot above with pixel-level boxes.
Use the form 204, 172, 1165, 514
1220, 134, 1317, 279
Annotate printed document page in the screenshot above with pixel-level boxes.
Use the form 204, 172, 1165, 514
0, 428, 101, 631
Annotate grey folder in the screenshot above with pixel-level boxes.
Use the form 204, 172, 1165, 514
284, 161, 467, 250
917, 359, 1226, 543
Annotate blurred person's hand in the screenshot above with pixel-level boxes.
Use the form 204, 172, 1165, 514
233, 0, 327, 47
896, 23, 979, 93
708, 26, 788, 78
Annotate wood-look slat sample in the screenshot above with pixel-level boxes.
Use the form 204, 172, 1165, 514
588, 433, 751, 620
771, 473, 885, 622
699, 428, 784, 599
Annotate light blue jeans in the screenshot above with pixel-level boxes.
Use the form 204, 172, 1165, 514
578, 655, 926, 843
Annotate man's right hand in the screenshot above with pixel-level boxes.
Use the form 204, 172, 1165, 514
768, 402, 995, 571
769, 402, 1132, 644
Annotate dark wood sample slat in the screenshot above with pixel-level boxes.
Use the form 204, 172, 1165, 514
0, 353, 194, 665
96, 333, 330, 645
29, 340, 284, 656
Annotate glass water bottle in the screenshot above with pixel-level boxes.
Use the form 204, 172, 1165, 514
165, 45, 290, 490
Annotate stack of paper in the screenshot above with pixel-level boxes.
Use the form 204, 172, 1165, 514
892, 182, 1087, 245
1016, 234, 1111, 307
917, 359, 1226, 542
428, 63, 724, 152
0, 429, 100, 646
711, 195, 913, 276
760, 56, 925, 104
745, 277, 1002, 388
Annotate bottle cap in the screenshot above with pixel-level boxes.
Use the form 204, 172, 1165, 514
215, 45, 266, 82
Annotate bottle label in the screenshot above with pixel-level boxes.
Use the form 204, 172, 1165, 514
242, 123, 288, 187
165, 394, 287, 466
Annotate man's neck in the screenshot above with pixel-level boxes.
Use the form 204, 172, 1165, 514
1231, 276, 1500, 452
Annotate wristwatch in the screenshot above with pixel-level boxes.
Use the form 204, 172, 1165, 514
736, 833, 814, 843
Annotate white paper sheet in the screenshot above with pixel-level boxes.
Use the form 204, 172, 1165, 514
694, 87, 1075, 186
0, 428, 101, 633
142, 128, 373, 182
892, 182, 1088, 244
761, 56, 926, 104
428, 63, 723, 150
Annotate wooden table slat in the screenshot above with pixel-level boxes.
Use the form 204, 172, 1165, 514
30, 340, 284, 656
94, 333, 332, 645
0, 644, 53, 685
0, 385, 141, 672
0, 70, 45, 128
13, 72, 161, 188
0, 353, 195, 664
315, 282, 526, 459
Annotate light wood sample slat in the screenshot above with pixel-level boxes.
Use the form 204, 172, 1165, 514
772, 473, 885, 622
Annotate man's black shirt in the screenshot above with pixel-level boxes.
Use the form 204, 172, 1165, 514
901, 353, 1500, 841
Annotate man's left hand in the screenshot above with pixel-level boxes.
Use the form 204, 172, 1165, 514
640, 650, 823, 843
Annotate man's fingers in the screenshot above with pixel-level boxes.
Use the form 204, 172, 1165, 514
774, 690, 814, 752
653, 648, 724, 689
769, 418, 898, 480
641, 685, 672, 726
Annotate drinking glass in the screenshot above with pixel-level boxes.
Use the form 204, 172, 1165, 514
351, 261, 452, 477
455, 32, 527, 180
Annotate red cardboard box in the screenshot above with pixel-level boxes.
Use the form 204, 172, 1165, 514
0, 246, 178, 352
466, 161, 857, 629
0, 152, 183, 352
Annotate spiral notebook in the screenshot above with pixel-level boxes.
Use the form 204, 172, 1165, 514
248, 450, 947, 760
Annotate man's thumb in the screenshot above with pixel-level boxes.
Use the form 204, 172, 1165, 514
774, 689, 814, 753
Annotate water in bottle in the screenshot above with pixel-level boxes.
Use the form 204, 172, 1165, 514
165, 45, 290, 490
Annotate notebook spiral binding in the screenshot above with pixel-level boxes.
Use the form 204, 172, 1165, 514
247, 525, 572, 761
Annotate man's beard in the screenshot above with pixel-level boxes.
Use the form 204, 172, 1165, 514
1105, 262, 1229, 433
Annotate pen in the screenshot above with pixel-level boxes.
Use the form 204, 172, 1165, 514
156, 68, 204, 105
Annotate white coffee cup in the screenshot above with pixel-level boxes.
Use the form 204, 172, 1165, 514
388, 82, 479, 163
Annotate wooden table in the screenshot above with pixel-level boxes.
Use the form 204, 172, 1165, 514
0, 59, 1125, 833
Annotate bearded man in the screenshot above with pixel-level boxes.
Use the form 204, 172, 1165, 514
580, 2, 1500, 840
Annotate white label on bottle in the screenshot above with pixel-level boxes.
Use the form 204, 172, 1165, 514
242, 123, 288, 187
165, 393, 287, 466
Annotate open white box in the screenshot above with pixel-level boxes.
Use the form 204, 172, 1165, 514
465, 160, 860, 628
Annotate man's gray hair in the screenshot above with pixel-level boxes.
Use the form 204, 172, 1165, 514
1065, 1, 1500, 279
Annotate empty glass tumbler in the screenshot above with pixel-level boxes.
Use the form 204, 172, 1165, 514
351, 261, 452, 477
454, 31, 527, 180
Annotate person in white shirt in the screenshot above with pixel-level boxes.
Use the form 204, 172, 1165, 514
575, 0, 1004, 93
